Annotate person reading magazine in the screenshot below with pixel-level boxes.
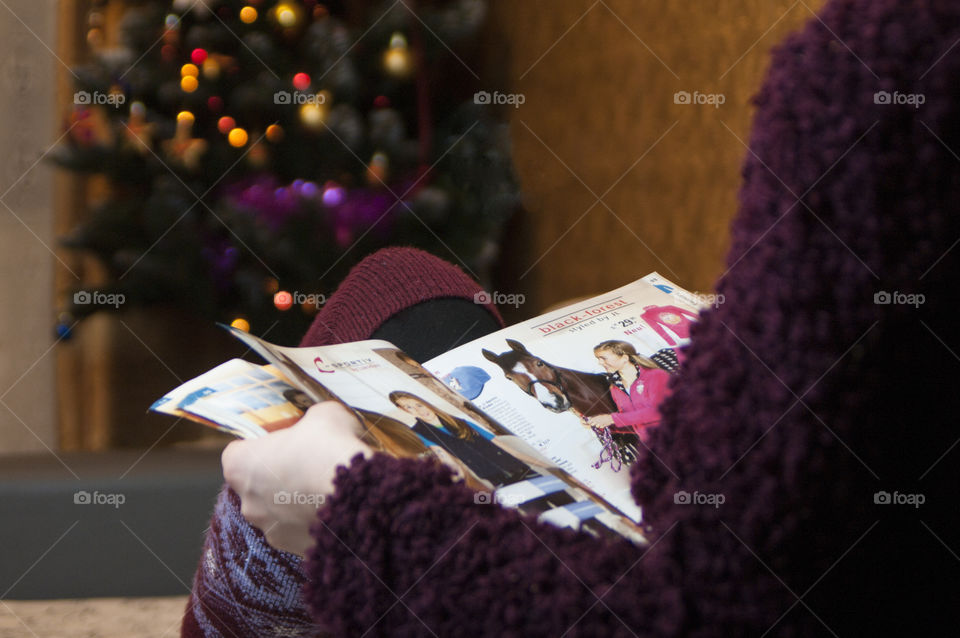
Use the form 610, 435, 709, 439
181, 1, 960, 635
160, 271, 672, 545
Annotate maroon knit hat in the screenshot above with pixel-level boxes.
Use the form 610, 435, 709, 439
299, 246, 503, 348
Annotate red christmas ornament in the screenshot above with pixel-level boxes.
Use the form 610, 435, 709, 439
191, 48, 208, 64
217, 116, 236, 134
207, 96, 223, 112
292, 72, 311, 91
373, 95, 390, 108
274, 290, 293, 311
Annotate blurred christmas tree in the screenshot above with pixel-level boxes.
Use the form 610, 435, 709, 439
53, 0, 518, 344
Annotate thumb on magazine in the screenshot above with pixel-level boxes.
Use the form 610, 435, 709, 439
221, 401, 374, 556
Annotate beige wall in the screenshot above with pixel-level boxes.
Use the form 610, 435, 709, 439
0, 1, 59, 453
491, 0, 826, 312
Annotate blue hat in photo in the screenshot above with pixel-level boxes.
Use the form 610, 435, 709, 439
442, 366, 491, 400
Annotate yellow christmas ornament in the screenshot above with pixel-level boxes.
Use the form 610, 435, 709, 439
230, 317, 250, 332
383, 32, 413, 78
180, 63, 199, 77
227, 127, 249, 147
239, 6, 258, 23
180, 75, 199, 93
271, 2, 303, 28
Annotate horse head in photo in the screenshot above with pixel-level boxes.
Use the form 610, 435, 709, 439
481, 339, 615, 416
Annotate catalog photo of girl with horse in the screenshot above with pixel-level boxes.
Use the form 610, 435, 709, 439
586, 339, 674, 443
481, 337, 680, 472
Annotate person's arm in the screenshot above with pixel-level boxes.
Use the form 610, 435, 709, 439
609, 407, 662, 430
302, 452, 682, 637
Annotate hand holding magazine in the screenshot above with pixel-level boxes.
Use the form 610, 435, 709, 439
152, 273, 714, 545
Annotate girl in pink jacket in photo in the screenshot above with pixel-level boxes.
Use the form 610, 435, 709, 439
584, 340, 673, 443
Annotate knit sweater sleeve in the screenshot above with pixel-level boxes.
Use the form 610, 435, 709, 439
301, 452, 683, 637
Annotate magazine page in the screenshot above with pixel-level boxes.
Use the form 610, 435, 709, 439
424, 273, 715, 527
218, 329, 650, 544
150, 360, 317, 438
179, 363, 314, 435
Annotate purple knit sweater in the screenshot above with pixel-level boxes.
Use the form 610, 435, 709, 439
300, 1, 960, 636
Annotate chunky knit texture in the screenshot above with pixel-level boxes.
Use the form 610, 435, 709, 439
181, 247, 503, 637
301, 2, 960, 636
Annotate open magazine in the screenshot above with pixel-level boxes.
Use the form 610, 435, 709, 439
152, 273, 714, 545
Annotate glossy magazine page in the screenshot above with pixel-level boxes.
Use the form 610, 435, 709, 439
222, 333, 651, 544
151, 273, 711, 544
424, 273, 713, 532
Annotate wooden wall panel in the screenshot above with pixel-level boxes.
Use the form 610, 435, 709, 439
488, 0, 827, 313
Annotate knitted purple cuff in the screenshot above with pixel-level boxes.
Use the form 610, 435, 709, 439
299, 247, 503, 348
301, 451, 473, 636
300, 451, 680, 637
